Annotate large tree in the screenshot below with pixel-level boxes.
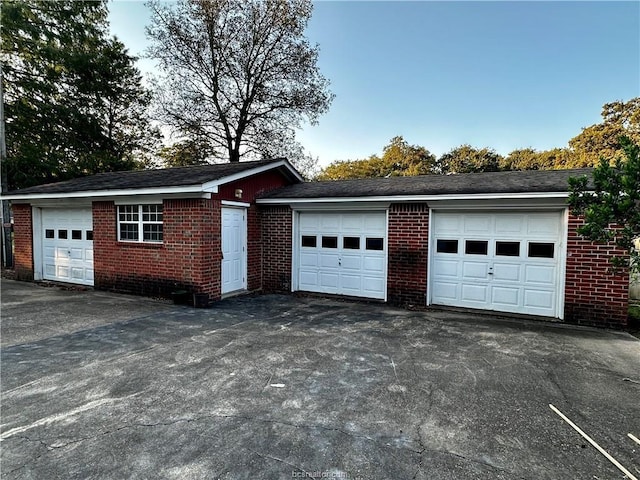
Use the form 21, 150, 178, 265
316, 136, 436, 180
568, 136, 639, 276
437, 145, 502, 174
146, 0, 333, 169
568, 97, 640, 168
2, 0, 159, 190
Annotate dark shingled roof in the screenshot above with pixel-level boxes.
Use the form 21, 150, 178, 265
7, 158, 293, 195
260, 168, 594, 199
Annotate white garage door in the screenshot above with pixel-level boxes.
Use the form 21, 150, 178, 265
42, 208, 94, 286
297, 212, 387, 299
430, 211, 564, 318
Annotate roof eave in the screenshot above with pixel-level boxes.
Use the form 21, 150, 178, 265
256, 191, 572, 204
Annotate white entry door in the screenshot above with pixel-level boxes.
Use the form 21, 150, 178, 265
430, 211, 564, 318
296, 211, 387, 300
221, 207, 247, 294
41, 208, 94, 286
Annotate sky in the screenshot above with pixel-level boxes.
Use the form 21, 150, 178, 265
107, 1, 640, 167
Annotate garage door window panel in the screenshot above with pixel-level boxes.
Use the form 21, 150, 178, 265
322, 236, 338, 248
118, 204, 163, 243
58, 230, 68, 239
343, 237, 360, 250
465, 240, 488, 255
496, 241, 520, 257
45, 229, 54, 239
437, 239, 458, 254
528, 242, 554, 258
301, 235, 317, 248
365, 237, 384, 251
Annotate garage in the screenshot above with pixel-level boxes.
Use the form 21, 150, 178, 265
296, 211, 387, 299
429, 210, 565, 318
41, 208, 94, 286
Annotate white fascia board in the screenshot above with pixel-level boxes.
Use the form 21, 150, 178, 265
201, 159, 304, 191
221, 200, 251, 207
256, 191, 570, 205
1, 184, 207, 201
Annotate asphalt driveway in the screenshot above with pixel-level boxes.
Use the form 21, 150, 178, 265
1, 279, 639, 479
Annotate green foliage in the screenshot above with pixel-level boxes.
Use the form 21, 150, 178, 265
316, 136, 436, 180
500, 147, 574, 171
437, 145, 502, 174
146, 0, 333, 169
158, 139, 216, 167
568, 136, 640, 275
2, 0, 159, 190
568, 98, 640, 168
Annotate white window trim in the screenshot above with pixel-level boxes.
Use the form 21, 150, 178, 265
117, 204, 164, 244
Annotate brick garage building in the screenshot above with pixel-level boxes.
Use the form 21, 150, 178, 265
256, 168, 629, 328
4, 164, 629, 327
5, 159, 303, 302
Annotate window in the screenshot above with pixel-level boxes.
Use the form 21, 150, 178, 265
72, 230, 82, 240
58, 230, 68, 239
465, 240, 488, 255
528, 242, 554, 258
437, 239, 458, 254
496, 241, 520, 257
86, 230, 94, 241
321, 236, 338, 248
366, 237, 384, 251
118, 204, 163, 243
301, 235, 317, 247
343, 237, 360, 249
45, 229, 54, 239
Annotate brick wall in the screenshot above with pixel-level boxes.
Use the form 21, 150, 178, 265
564, 214, 629, 327
387, 203, 429, 306
246, 204, 262, 291
93, 198, 222, 299
260, 205, 292, 293
12, 204, 33, 280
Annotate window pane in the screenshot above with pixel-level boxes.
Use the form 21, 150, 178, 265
71, 230, 82, 240
465, 240, 488, 255
321, 236, 338, 248
143, 224, 163, 242
301, 235, 316, 247
86, 230, 94, 241
528, 242, 554, 258
119, 224, 138, 241
58, 230, 68, 239
343, 237, 360, 249
45, 229, 54, 239
496, 241, 520, 257
366, 237, 384, 251
436, 239, 458, 254
118, 205, 138, 222
142, 204, 162, 222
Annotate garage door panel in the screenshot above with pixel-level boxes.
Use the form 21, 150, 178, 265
462, 261, 489, 279
362, 256, 384, 273
524, 265, 555, 285
86, 250, 94, 262
524, 289, 555, 310
300, 253, 318, 267
320, 254, 339, 268
491, 286, 520, 306
297, 212, 387, 300
461, 284, 488, 302
493, 263, 521, 281
431, 211, 563, 318
432, 282, 458, 300
495, 216, 524, 235
464, 216, 491, 234
319, 272, 339, 289
433, 259, 458, 277
70, 248, 84, 260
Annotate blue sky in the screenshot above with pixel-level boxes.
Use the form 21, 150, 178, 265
108, 1, 640, 166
